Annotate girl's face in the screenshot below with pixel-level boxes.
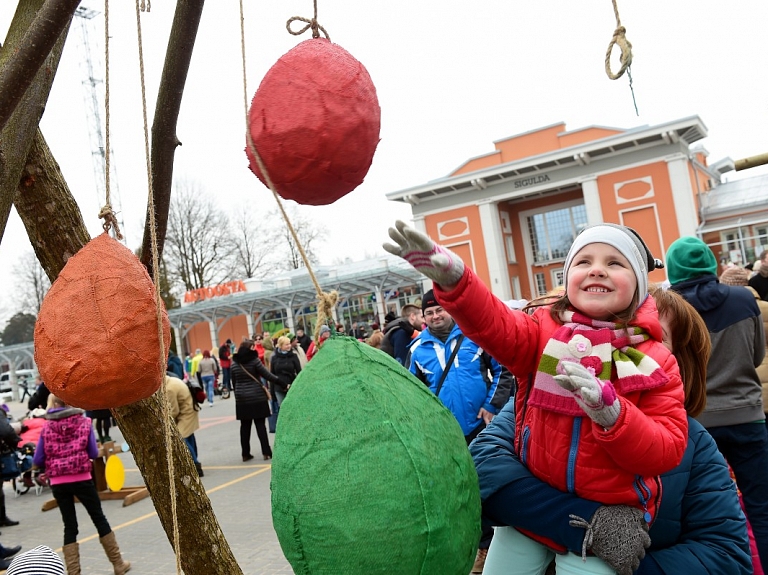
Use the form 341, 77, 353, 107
659, 311, 674, 352
567, 243, 638, 321
279, 341, 291, 352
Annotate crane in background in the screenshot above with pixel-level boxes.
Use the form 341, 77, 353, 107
73, 5, 125, 242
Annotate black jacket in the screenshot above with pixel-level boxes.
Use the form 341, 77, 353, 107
231, 350, 279, 420
270, 350, 301, 394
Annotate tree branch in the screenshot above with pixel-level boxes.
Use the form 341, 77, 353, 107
140, 0, 206, 278
0, 0, 81, 133
0, 0, 71, 242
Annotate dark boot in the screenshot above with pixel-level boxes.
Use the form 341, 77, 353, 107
100, 531, 131, 574
63, 542, 81, 575
194, 462, 204, 477
0, 543, 21, 559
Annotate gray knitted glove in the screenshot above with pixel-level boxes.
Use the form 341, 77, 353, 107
554, 360, 621, 428
570, 506, 651, 575
383, 220, 465, 288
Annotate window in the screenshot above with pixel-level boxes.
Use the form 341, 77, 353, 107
505, 236, 517, 264
551, 268, 565, 289
534, 273, 547, 297
527, 204, 588, 264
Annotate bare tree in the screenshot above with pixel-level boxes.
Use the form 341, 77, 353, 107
164, 182, 236, 291
230, 206, 276, 279
275, 205, 328, 271
12, 250, 50, 314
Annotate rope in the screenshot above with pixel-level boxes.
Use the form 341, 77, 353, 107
133, 2, 181, 573
239, 0, 337, 343
97, 0, 123, 240
286, 0, 330, 41
605, 0, 639, 115
604, 0, 632, 80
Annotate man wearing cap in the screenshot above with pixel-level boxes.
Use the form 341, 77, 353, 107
407, 290, 513, 441
667, 236, 768, 569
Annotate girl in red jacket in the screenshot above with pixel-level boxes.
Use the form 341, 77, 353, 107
385, 221, 688, 575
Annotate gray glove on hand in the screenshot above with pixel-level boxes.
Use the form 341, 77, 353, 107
570, 506, 650, 575
383, 220, 465, 288
554, 360, 621, 428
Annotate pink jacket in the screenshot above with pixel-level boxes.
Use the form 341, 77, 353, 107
436, 269, 687, 522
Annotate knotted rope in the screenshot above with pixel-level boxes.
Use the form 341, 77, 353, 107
98, 0, 122, 240
604, 0, 632, 80
286, 0, 330, 41
240, 0, 338, 343
605, 0, 638, 115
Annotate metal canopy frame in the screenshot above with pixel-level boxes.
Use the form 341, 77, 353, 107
167, 256, 425, 333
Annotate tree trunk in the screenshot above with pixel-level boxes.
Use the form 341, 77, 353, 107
8, 0, 246, 571
0, 0, 70, 242
112, 396, 244, 574
15, 129, 91, 279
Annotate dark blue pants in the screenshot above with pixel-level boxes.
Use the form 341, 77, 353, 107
222, 367, 231, 391
51, 480, 112, 545
184, 434, 199, 464
709, 422, 768, 570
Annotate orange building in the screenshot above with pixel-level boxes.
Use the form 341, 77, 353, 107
386, 116, 727, 300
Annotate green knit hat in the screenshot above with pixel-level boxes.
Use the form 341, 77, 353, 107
666, 236, 718, 285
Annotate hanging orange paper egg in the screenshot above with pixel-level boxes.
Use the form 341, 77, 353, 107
245, 38, 381, 205
34, 233, 170, 410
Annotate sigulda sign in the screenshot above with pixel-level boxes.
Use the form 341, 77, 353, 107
513, 174, 550, 189
184, 280, 246, 303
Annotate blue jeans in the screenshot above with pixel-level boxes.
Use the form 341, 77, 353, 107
202, 375, 215, 404
709, 422, 768, 569
222, 367, 231, 391
184, 434, 199, 464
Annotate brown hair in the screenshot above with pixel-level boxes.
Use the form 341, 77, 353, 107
202, 349, 211, 358
649, 286, 710, 417
367, 331, 384, 349
402, 304, 420, 318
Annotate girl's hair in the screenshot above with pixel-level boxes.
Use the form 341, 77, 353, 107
649, 285, 710, 417
47, 394, 65, 409
202, 350, 211, 358
276, 336, 291, 348
367, 331, 384, 349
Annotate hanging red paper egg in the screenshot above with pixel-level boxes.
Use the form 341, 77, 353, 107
34, 233, 171, 410
245, 38, 381, 206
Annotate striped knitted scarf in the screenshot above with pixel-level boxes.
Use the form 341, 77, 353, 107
528, 310, 669, 415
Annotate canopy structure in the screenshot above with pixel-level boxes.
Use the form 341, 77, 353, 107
167, 254, 427, 351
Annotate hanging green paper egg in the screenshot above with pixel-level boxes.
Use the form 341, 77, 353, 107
271, 336, 480, 574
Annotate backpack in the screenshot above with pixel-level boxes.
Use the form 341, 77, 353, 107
186, 379, 206, 410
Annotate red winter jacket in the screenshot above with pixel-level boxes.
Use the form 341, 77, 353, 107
436, 269, 687, 524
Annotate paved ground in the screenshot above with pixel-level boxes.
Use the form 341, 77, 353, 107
0, 394, 293, 574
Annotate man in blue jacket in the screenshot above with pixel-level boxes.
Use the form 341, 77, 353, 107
408, 289, 513, 573
667, 236, 768, 570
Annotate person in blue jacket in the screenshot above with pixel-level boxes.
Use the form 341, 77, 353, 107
471, 287, 753, 575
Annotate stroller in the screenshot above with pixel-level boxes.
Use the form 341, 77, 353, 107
13, 442, 48, 496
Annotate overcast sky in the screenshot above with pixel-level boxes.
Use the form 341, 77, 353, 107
1, 0, 767, 323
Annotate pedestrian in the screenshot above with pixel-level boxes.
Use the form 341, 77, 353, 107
197, 350, 217, 407
295, 328, 312, 353
380, 304, 424, 364
384, 220, 687, 574
306, 325, 331, 361
0, 407, 21, 529
26, 377, 50, 411
218, 339, 233, 392
231, 340, 281, 461
270, 336, 302, 406
84, 409, 113, 443
165, 374, 203, 477
166, 349, 184, 380
289, 334, 308, 368
34, 395, 131, 574
749, 250, 768, 301
667, 236, 768, 569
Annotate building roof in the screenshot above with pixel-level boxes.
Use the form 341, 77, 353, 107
700, 173, 768, 216
167, 254, 425, 330
386, 116, 708, 206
